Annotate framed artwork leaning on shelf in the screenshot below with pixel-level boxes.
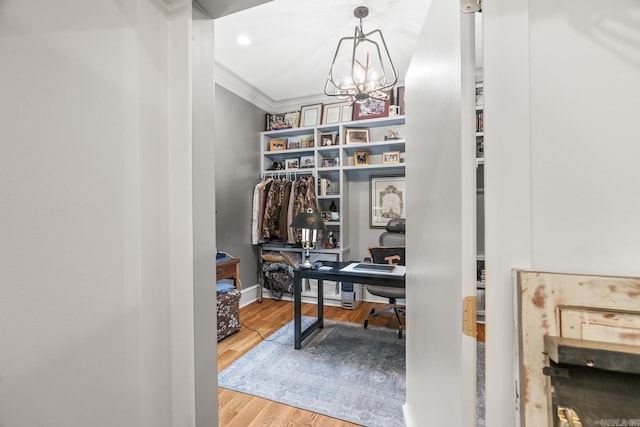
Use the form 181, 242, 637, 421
322, 102, 348, 124
269, 139, 287, 151
300, 103, 323, 127
370, 175, 406, 228
345, 128, 369, 144
353, 98, 390, 121
354, 151, 369, 166
299, 155, 314, 168
285, 158, 299, 170
382, 151, 401, 164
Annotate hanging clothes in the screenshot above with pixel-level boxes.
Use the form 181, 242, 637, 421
252, 174, 318, 245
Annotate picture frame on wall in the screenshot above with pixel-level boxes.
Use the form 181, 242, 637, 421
300, 103, 323, 127
369, 175, 406, 228
345, 128, 369, 144
353, 98, 390, 121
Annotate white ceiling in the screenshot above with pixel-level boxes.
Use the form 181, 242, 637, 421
214, 0, 431, 112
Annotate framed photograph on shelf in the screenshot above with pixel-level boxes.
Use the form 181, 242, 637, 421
283, 110, 300, 128
345, 128, 369, 144
299, 155, 314, 168
354, 151, 369, 166
382, 151, 401, 164
286, 136, 301, 149
341, 104, 353, 122
285, 158, 299, 170
322, 101, 349, 124
299, 134, 315, 148
353, 98, 390, 121
395, 86, 405, 115
265, 113, 290, 131
300, 103, 323, 127
369, 175, 406, 228
269, 139, 287, 151
320, 132, 337, 146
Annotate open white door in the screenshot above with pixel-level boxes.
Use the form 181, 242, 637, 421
403, 0, 479, 425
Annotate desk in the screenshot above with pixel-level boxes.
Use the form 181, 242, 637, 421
293, 261, 406, 349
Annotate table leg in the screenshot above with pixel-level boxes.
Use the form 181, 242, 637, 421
294, 269, 302, 349
317, 278, 324, 327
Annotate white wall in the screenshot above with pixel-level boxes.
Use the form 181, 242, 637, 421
484, 0, 640, 425
0, 2, 195, 426
403, 0, 477, 425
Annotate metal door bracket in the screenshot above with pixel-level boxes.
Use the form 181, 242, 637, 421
463, 296, 477, 337
557, 406, 583, 427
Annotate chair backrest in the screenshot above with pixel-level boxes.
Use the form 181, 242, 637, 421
368, 218, 406, 265
368, 246, 405, 266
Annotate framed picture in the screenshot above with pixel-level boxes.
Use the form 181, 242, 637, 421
283, 110, 300, 128
370, 175, 406, 228
341, 104, 353, 122
345, 128, 369, 144
269, 139, 287, 151
300, 103, 323, 127
320, 132, 337, 146
382, 151, 401, 164
299, 134, 315, 148
353, 98, 390, 121
321, 158, 338, 168
354, 151, 369, 166
322, 102, 349, 124
299, 155, 314, 168
285, 158, 299, 170
286, 136, 301, 149
265, 113, 290, 131
395, 86, 406, 115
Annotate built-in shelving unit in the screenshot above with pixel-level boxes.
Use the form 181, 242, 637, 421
259, 115, 406, 305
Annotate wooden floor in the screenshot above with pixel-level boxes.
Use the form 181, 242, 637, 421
217, 298, 485, 426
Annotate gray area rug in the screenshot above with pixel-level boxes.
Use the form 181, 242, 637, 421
218, 317, 405, 427
477, 341, 485, 427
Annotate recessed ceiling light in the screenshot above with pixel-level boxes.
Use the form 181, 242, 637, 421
237, 35, 251, 46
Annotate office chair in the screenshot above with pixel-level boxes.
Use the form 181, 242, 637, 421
363, 218, 406, 338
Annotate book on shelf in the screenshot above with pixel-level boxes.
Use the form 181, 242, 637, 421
319, 178, 331, 196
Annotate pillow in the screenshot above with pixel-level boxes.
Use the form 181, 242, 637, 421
216, 279, 236, 295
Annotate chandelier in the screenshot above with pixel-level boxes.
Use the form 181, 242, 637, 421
324, 6, 398, 104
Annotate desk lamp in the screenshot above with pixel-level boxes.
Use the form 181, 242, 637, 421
290, 208, 326, 269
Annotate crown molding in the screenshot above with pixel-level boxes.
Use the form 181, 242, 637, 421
162, 0, 190, 12
214, 62, 276, 112
214, 62, 409, 115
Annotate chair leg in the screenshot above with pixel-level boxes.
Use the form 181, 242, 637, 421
364, 304, 405, 338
